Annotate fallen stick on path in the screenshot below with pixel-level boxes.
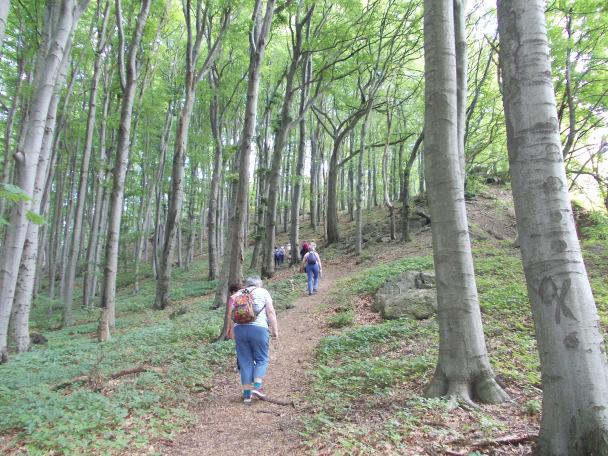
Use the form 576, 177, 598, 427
257, 395, 295, 407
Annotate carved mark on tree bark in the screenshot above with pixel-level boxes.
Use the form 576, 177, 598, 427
537, 277, 576, 324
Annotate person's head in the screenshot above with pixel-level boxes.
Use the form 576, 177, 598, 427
228, 282, 241, 294
309, 245, 315, 252
245, 276, 263, 288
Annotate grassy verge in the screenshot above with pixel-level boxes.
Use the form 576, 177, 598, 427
0, 257, 302, 455
303, 238, 608, 454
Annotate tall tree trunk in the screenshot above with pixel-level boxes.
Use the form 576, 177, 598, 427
422, 0, 507, 404
454, 0, 467, 181
98, 0, 151, 342
0, 55, 25, 221
498, 1, 608, 452
83, 67, 112, 308
155, 1, 228, 309
11, 44, 73, 352
401, 132, 423, 242
63, 0, 110, 321
214, 0, 275, 337
355, 109, 372, 256
0, 0, 88, 362
382, 110, 396, 240
309, 122, 320, 230
207, 93, 223, 280
261, 11, 306, 278
0, 0, 10, 53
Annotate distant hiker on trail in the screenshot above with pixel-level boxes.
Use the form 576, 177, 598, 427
226, 277, 279, 404
301, 246, 322, 295
278, 246, 285, 266
274, 247, 281, 267
300, 241, 310, 261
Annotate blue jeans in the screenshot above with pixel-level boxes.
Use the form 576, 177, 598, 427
234, 325, 270, 385
306, 262, 320, 294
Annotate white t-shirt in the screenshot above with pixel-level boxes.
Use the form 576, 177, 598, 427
233, 286, 272, 329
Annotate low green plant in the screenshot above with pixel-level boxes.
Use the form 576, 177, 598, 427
327, 310, 355, 328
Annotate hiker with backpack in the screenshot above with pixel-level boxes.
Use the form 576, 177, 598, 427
301, 246, 322, 295
226, 276, 279, 404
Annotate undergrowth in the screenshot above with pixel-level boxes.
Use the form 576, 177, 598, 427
0, 255, 302, 455
303, 237, 608, 453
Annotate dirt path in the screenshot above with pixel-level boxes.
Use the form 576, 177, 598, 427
158, 264, 349, 456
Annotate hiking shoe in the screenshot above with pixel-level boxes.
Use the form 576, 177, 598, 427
243, 391, 252, 404
252, 387, 266, 399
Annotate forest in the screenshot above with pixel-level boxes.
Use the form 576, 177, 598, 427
0, 0, 607, 454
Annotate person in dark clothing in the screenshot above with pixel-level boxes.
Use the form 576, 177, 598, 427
300, 241, 310, 261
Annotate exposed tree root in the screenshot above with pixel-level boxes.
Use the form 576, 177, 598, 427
425, 370, 509, 406
52, 365, 164, 391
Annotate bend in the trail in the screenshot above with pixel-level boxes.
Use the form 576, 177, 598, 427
156, 263, 351, 456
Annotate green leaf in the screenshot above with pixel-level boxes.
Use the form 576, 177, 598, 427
0, 216, 8, 226
0, 184, 31, 203
26, 210, 46, 225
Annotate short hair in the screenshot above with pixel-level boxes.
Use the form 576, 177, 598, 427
228, 282, 241, 294
245, 276, 263, 287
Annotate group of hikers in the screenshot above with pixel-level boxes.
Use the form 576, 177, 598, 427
226, 241, 323, 404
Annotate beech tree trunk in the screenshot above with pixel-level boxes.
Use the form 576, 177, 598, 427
11, 42, 74, 352
155, 2, 228, 310
0, 0, 89, 362
401, 133, 423, 242
98, 0, 151, 342
261, 9, 308, 278
454, 0, 467, 180
0, 0, 9, 53
422, 0, 507, 404
213, 0, 275, 337
83, 67, 113, 308
498, 1, 608, 453
289, 36, 311, 266
207, 92, 223, 280
355, 109, 372, 256
64, 0, 110, 321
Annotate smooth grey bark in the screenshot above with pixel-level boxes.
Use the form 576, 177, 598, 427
207, 89, 223, 280
83, 66, 112, 308
355, 109, 371, 256
0, 0, 89, 362
422, 0, 507, 404
289, 22, 312, 266
453, 0, 466, 180
401, 132, 423, 242
98, 0, 151, 342
11, 41, 74, 353
154, 2, 229, 310
497, 1, 608, 453
261, 8, 311, 278
381, 109, 396, 240
0, 0, 9, 53
63, 0, 110, 321
0, 54, 25, 222
309, 122, 320, 230
214, 0, 275, 339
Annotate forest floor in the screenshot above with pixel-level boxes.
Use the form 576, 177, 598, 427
153, 265, 352, 456
1, 184, 607, 456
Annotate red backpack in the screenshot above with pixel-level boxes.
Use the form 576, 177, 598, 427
231, 288, 265, 324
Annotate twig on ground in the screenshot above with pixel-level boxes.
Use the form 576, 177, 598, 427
469, 433, 538, 449
257, 395, 295, 407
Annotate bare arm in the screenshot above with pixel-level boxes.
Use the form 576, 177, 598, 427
226, 298, 235, 339
265, 296, 279, 339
